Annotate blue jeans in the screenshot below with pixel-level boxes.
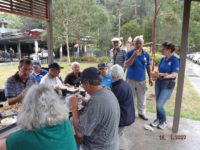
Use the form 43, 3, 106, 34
155, 80, 174, 123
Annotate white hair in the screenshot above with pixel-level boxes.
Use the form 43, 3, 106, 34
71, 62, 80, 67
17, 84, 69, 130
110, 64, 124, 82
133, 35, 144, 44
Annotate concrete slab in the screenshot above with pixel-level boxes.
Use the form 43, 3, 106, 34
120, 112, 200, 150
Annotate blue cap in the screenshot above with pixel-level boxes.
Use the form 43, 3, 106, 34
32, 61, 41, 67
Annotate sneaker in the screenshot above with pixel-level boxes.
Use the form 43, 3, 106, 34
138, 114, 149, 120
157, 122, 167, 130
150, 119, 160, 127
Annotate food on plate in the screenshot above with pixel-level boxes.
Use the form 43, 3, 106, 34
1, 117, 16, 126
0, 103, 21, 111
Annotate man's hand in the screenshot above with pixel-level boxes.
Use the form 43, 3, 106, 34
69, 96, 78, 111
149, 79, 153, 86
19, 89, 27, 100
132, 49, 140, 57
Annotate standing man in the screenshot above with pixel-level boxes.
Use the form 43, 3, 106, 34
32, 61, 48, 83
70, 67, 120, 150
125, 36, 153, 120
109, 37, 126, 68
5, 59, 35, 105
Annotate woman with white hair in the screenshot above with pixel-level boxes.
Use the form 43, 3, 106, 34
0, 85, 77, 150
110, 64, 135, 131
125, 35, 153, 121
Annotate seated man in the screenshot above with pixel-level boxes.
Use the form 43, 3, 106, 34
70, 67, 120, 150
110, 64, 135, 134
5, 59, 36, 105
40, 62, 63, 93
98, 63, 112, 88
32, 61, 48, 83
64, 62, 81, 87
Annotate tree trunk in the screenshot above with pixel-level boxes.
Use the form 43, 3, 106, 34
152, 0, 158, 71
66, 35, 71, 63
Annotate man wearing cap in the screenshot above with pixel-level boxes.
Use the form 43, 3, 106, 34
109, 37, 126, 68
98, 63, 112, 88
32, 61, 48, 83
5, 59, 36, 105
69, 67, 120, 150
40, 62, 63, 93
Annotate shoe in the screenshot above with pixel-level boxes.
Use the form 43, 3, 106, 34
157, 122, 167, 130
138, 114, 149, 120
150, 119, 160, 127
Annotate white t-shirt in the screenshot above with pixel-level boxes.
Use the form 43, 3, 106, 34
40, 73, 63, 90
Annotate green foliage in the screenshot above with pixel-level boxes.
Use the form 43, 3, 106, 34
121, 20, 141, 42
60, 56, 109, 63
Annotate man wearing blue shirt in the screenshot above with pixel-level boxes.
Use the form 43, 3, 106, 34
98, 63, 112, 88
32, 61, 48, 83
125, 36, 153, 120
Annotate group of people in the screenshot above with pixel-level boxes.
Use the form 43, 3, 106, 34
110, 36, 179, 129
0, 35, 180, 150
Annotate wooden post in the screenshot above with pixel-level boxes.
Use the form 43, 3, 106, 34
47, 0, 53, 64
172, 0, 191, 133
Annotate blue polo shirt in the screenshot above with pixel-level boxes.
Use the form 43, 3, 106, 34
126, 49, 151, 81
32, 69, 48, 83
159, 55, 180, 79
101, 74, 112, 88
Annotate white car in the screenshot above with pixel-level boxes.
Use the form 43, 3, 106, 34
192, 54, 200, 63
30, 50, 55, 60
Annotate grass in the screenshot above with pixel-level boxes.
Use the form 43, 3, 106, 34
0, 62, 200, 121
146, 76, 200, 121
0, 62, 97, 89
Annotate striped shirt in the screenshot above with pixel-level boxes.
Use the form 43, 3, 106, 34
110, 48, 126, 67
5, 73, 35, 98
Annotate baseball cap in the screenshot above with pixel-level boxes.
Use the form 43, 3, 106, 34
48, 62, 63, 69
97, 63, 107, 69
32, 61, 41, 67
79, 67, 101, 85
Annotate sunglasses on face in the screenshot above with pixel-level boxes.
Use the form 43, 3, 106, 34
99, 68, 105, 70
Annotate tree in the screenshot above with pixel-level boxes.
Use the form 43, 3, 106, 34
121, 20, 140, 42
53, 0, 111, 62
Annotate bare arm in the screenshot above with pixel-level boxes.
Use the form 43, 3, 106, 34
163, 72, 178, 79
147, 65, 153, 86
7, 90, 26, 105
125, 50, 138, 68
0, 139, 7, 150
69, 96, 83, 143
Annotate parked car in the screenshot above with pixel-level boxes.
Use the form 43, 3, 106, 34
196, 58, 200, 65
30, 50, 55, 60
192, 54, 200, 63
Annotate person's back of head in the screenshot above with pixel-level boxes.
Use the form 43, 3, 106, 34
17, 84, 68, 130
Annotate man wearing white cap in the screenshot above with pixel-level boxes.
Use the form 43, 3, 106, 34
109, 37, 126, 68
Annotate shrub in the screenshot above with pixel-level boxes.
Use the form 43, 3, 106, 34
96, 56, 109, 63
